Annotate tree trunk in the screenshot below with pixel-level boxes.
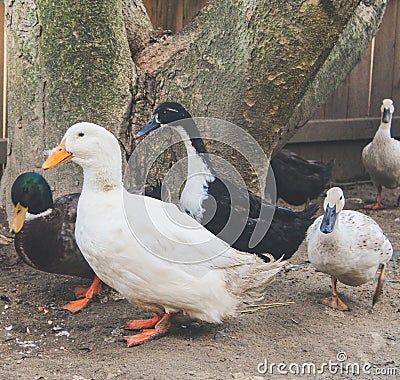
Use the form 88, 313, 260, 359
1, 0, 136, 215
0, 0, 387, 217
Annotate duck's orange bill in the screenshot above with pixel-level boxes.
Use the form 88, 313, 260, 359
10, 202, 28, 234
42, 141, 73, 170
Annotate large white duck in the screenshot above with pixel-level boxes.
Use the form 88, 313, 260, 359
362, 98, 400, 209
42, 122, 284, 347
307, 187, 392, 311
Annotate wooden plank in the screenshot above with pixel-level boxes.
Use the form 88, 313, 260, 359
347, 43, 372, 118
324, 77, 349, 119
157, 0, 168, 31
392, 0, 400, 103
312, 104, 325, 120
370, 0, 397, 115
184, 0, 206, 26
167, 0, 184, 32
289, 116, 400, 143
143, 0, 207, 32
287, 140, 369, 182
0, 138, 7, 164
0, 3, 3, 135
142, 0, 155, 28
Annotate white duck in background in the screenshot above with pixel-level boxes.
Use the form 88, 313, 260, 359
362, 99, 400, 209
307, 187, 392, 311
42, 122, 284, 347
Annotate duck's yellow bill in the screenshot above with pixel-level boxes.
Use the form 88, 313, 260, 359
42, 141, 73, 170
10, 202, 28, 234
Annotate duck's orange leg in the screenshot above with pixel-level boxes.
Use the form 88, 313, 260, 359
124, 312, 171, 347
63, 275, 102, 313
125, 313, 161, 330
321, 276, 349, 311
365, 186, 385, 210
372, 263, 386, 307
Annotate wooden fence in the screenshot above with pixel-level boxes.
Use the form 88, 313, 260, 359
289, 0, 400, 180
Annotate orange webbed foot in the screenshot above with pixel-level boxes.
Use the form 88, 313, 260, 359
124, 312, 171, 347
63, 275, 102, 313
321, 295, 350, 311
364, 202, 385, 210
63, 297, 91, 313
73, 285, 91, 299
125, 313, 161, 330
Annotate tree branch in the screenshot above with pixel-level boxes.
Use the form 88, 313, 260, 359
137, 0, 387, 155
122, 0, 153, 56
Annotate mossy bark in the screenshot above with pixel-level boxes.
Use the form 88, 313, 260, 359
0, 0, 387, 217
1, 0, 137, 215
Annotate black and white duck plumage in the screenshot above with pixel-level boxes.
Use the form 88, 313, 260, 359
10, 172, 101, 312
137, 102, 319, 260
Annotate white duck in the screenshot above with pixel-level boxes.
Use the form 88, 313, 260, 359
42, 122, 284, 347
362, 98, 400, 209
307, 187, 392, 311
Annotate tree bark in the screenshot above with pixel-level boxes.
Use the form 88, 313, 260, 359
0, 0, 388, 217
1, 0, 138, 215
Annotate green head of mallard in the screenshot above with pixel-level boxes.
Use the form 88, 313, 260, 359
10, 172, 54, 233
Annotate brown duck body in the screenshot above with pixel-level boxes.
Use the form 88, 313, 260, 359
14, 193, 94, 279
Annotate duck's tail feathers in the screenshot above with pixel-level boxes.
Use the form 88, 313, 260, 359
322, 159, 335, 183
298, 203, 320, 220
229, 254, 285, 307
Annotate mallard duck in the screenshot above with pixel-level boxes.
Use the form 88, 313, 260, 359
270, 149, 334, 206
10, 172, 102, 313
42, 122, 284, 347
136, 102, 318, 260
306, 187, 392, 310
362, 99, 400, 209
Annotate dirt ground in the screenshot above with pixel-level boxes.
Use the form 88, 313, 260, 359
0, 182, 398, 380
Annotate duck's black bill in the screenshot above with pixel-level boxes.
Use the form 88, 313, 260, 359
136, 115, 160, 137
382, 107, 391, 123
319, 205, 336, 234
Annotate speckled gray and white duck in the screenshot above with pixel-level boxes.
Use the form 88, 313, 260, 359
362, 99, 400, 209
307, 187, 392, 310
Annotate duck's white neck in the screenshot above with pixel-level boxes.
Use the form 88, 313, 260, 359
176, 126, 214, 220
378, 120, 392, 133
80, 158, 123, 194
176, 126, 214, 181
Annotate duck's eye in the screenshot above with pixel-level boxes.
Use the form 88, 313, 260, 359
78, 132, 84, 137
339, 195, 343, 200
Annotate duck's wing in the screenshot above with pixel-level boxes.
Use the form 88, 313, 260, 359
233, 203, 319, 260
124, 192, 280, 270
340, 211, 393, 260
15, 194, 94, 279
202, 175, 318, 259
